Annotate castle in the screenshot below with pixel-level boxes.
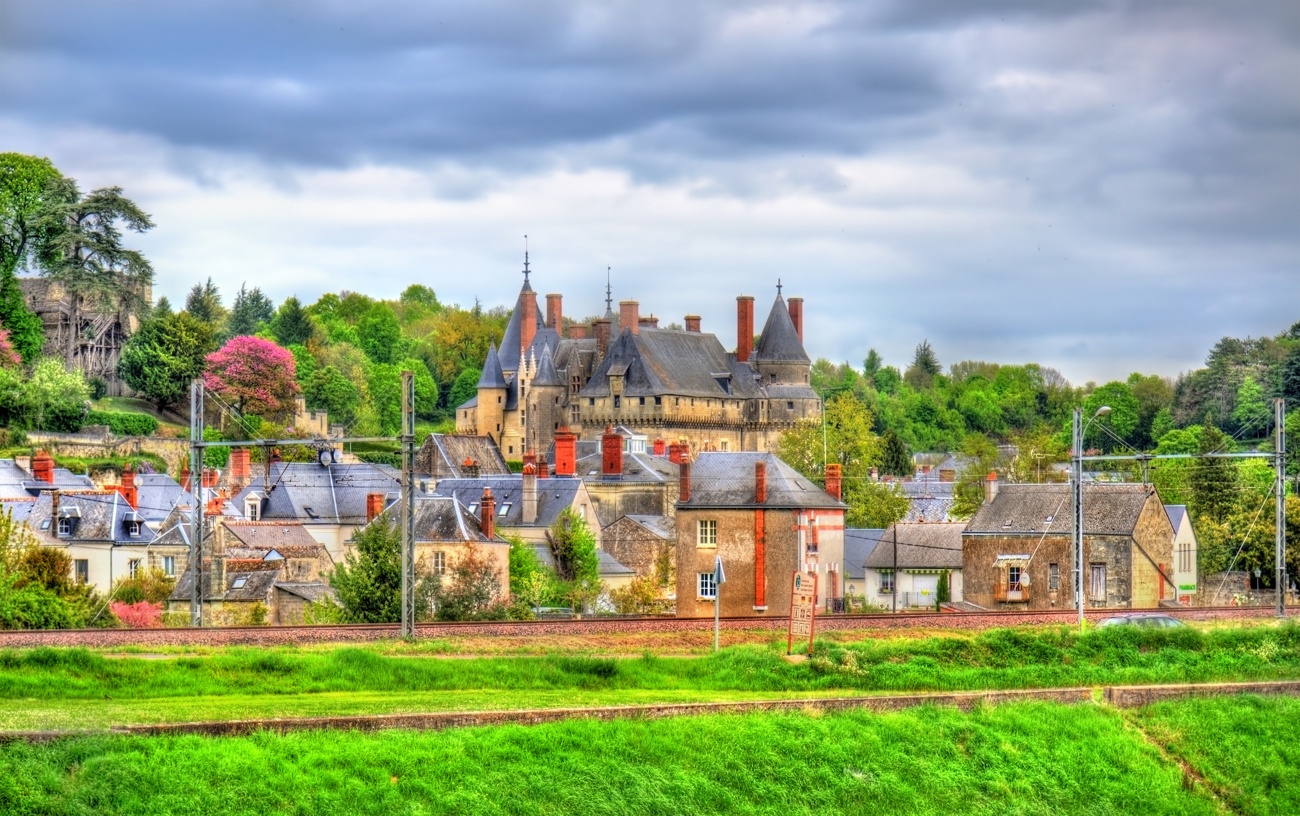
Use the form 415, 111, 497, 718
455, 259, 821, 459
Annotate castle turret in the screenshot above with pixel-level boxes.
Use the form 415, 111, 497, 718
475, 342, 509, 446
525, 343, 565, 454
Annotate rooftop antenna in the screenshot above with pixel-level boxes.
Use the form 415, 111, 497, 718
605, 266, 613, 314
523, 234, 530, 285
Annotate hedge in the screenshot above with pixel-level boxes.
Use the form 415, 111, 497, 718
82, 410, 159, 437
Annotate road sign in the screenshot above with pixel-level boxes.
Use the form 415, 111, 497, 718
713, 555, 726, 652
787, 571, 818, 655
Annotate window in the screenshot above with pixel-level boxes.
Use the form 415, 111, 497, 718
1178, 542, 1193, 573
570, 405, 580, 423
163, 556, 176, 577
74, 559, 88, 584
589, 398, 595, 406
128, 559, 141, 579
720, 440, 729, 451
1008, 566, 1022, 591
697, 519, 717, 548
231, 577, 247, 590
639, 397, 645, 406
698, 572, 717, 599
40, 519, 51, 530
433, 551, 446, 575
498, 502, 511, 516
1049, 563, 1060, 591
245, 499, 260, 521
787, 401, 794, 410
127, 520, 142, 537
655, 396, 662, 406
613, 396, 621, 408
1089, 563, 1107, 602
879, 570, 895, 594
57, 518, 71, 536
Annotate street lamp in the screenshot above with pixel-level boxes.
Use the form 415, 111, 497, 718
1073, 405, 1111, 628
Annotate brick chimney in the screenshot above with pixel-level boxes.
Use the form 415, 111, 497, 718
32, 450, 54, 485
984, 471, 999, 504
678, 460, 692, 503
652, 438, 666, 457
537, 458, 549, 479
230, 448, 251, 482
180, 466, 192, 493
755, 460, 767, 504
601, 425, 623, 477
202, 468, 219, 489
520, 289, 538, 356
479, 487, 495, 539
366, 493, 385, 522
554, 428, 577, 477
119, 463, 138, 510
594, 317, 612, 357
568, 325, 588, 340
620, 301, 640, 335
546, 293, 563, 330
787, 297, 804, 343
684, 315, 701, 333
522, 462, 538, 525
824, 463, 842, 501
736, 296, 754, 362
638, 315, 658, 330
668, 442, 690, 465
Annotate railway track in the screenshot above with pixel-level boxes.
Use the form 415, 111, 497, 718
0, 605, 1281, 648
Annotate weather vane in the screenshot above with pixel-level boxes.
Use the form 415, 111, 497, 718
523, 234, 530, 283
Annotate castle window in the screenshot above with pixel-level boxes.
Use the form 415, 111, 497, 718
655, 397, 662, 406
639, 397, 645, 406
589, 398, 595, 406
770, 374, 776, 383
498, 396, 502, 403
570, 405, 580, 423
613, 396, 621, 408
787, 401, 794, 410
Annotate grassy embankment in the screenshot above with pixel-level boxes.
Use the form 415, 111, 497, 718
0, 623, 1296, 730
0, 701, 1235, 816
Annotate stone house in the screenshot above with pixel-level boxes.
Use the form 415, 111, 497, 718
1165, 505, 1199, 603
861, 523, 965, 609
601, 513, 675, 591
962, 481, 1177, 611
675, 452, 846, 618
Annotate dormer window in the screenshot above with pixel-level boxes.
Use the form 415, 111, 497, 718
498, 502, 511, 516
128, 521, 142, 537
245, 499, 260, 521
57, 518, 71, 536
231, 577, 247, 590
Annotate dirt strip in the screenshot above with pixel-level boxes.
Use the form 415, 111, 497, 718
4, 680, 1299, 743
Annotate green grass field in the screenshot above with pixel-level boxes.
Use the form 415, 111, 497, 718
0, 702, 1227, 816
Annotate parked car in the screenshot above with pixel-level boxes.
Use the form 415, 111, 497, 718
1096, 613, 1186, 629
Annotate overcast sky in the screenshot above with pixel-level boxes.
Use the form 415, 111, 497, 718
2, 0, 1296, 385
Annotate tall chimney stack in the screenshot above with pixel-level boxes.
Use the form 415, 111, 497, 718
32, 450, 54, 485
678, 460, 692, 504
594, 317, 612, 357
824, 463, 842, 501
684, 315, 701, 333
366, 493, 385, 522
119, 463, 138, 510
546, 293, 563, 330
554, 428, 577, 477
522, 462, 538, 525
568, 325, 588, 340
480, 487, 495, 539
787, 297, 804, 343
520, 289, 538, 356
984, 471, 999, 505
601, 425, 623, 477
736, 296, 754, 362
754, 460, 767, 505
620, 301, 640, 336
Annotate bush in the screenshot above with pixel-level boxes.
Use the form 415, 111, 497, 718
429, 543, 509, 621
87, 377, 108, 401
83, 410, 159, 437
111, 569, 175, 605
110, 601, 163, 628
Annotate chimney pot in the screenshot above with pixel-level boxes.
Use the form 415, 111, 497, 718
366, 493, 385, 522
32, 451, 55, 485
554, 428, 577, 477
984, 471, 999, 504
480, 487, 496, 539
678, 460, 692, 503
684, 315, 701, 333
653, 438, 666, 457
736, 296, 754, 362
602, 425, 623, 476
523, 462, 538, 524
568, 325, 588, 340
824, 463, 843, 501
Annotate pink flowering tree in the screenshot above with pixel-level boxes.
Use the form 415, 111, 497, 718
204, 335, 300, 419
0, 327, 20, 369
110, 600, 163, 628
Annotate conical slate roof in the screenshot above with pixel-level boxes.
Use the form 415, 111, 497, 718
477, 342, 508, 389
752, 293, 809, 363
531, 344, 563, 387
498, 284, 546, 374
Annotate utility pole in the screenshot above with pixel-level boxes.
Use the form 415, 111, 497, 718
1073, 406, 1084, 628
400, 370, 417, 638
189, 378, 205, 627
1277, 398, 1287, 618
892, 524, 898, 613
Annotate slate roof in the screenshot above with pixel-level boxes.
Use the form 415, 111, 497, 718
275, 582, 337, 603
136, 474, 186, 524
497, 291, 547, 374
26, 491, 156, 546
394, 495, 496, 543
900, 479, 955, 498
231, 462, 401, 526
477, 342, 509, 389
151, 504, 195, 549
965, 483, 1158, 536
530, 544, 635, 579
0, 459, 94, 499
903, 495, 956, 523
622, 514, 675, 540
843, 528, 885, 581
752, 293, 810, 364
578, 328, 762, 400
222, 522, 322, 551
531, 342, 563, 387
419, 434, 510, 479
433, 476, 583, 529
864, 523, 965, 570
1, 498, 35, 524
1165, 504, 1188, 532
678, 452, 846, 511
574, 444, 678, 483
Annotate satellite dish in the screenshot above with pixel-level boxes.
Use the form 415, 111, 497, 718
1020, 572, 1032, 587
132, 475, 143, 488
331, 448, 340, 464
318, 449, 332, 467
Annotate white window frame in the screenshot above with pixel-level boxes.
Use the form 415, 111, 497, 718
697, 519, 717, 548
128, 559, 141, 580
879, 570, 895, 594
57, 517, 71, 536
698, 572, 717, 599
433, 551, 447, 575
245, 499, 260, 521
163, 556, 176, 577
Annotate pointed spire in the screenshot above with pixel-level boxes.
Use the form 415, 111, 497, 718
477, 342, 509, 389
604, 267, 614, 316
521, 235, 533, 292
776, 278, 782, 296
752, 291, 810, 363
532, 343, 563, 387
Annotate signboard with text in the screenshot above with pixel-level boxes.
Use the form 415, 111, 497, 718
787, 571, 818, 655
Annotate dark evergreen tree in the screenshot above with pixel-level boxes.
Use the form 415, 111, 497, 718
225, 283, 274, 338
1190, 422, 1238, 525
184, 277, 226, 331
117, 311, 214, 410
879, 429, 912, 478
271, 296, 315, 347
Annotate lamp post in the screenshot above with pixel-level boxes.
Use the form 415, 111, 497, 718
1073, 404, 1111, 628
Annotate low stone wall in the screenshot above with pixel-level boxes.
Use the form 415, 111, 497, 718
1104, 680, 1300, 708
0, 605, 1281, 649
26, 431, 190, 474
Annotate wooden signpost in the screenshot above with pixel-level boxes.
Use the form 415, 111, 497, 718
787, 571, 818, 656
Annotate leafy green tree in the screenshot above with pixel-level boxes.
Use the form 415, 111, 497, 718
358, 305, 404, 365
778, 393, 887, 526
226, 283, 275, 339
862, 348, 883, 379
329, 517, 432, 623
449, 367, 481, 411
1281, 344, 1300, 406
878, 429, 912, 478
0, 153, 60, 363
32, 178, 154, 366
428, 543, 508, 621
0, 359, 90, 431
1230, 375, 1272, 439
305, 365, 361, 426
118, 311, 215, 410
1127, 373, 1174, 448
855, 481, 910, 528
184, 277, 227, 331
1149, 407, 1176, 445
545, 507, 600, 612
1190, 422, 1238, 526
1080, 381, 1141, 452
951, 433, 1001, 519
287, 344, 317, 386
367, 363, 402, 435
401, 358, 439, 419
272, 296, 316, 347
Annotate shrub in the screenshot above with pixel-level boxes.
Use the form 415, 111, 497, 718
110, 601, 163, 628
609, 575, 673, 616
83, 410, 159, 437
112, 569, 175, 605
429, 543, 509, 621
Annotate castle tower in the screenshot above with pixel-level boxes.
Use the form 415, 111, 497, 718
526, 343, 566, 455
475, 342, 509, 446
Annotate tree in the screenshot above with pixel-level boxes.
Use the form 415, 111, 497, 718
204, 335, 300, 419
1080, 381, 1141, 452
0, 359, 90, 432
329, 517, 411, 622
951, 433, 1001, 519
546, 507, 601, 613
358, 305, 404, 365
226, 283, 275, 338
854, 481, 910, 528
879, 429, 912, 478
0, 153, 60, 363
508, 535, 556, 614
448, 367, 481, 411
118, 311, 215, 410
184, 277, 227, 331
304, 365, 361, 426
904, 340, 941, 390
1281, 345, 1300, 406
272, 296, 316, 347
428, 543, 508, 621
862, 348, 883, 379
31, 178, 154, 366
778, 392, 883, 526
0, 328, 20, 370
1230, 376, 1272, 439
1190, 422, 1238, 526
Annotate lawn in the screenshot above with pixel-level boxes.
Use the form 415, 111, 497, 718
0, 702, 1222, 816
